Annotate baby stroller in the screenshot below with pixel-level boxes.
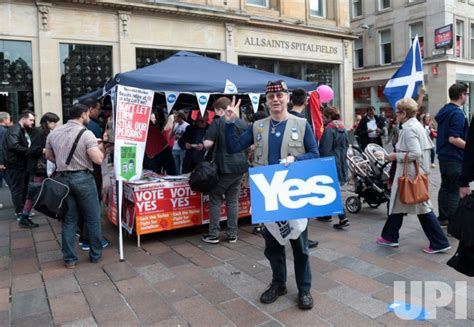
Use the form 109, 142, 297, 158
345, 144, 391, 214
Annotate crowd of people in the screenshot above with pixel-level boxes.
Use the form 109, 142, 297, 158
0, 80, 472, 310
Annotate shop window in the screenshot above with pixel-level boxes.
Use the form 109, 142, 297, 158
136, 49, 220, 69
471, 24, 474, 59
456, 20, 464, 58
410, 21, 424, 58
352, 0, 362, 18
310, 0, 325, 17
378, 0, 391, 10
379, 29, 392, 64
278, 61, 302, 79
60, 44, 113, 120
0, 40, 34, 120
354, 37, 364, 68
246, 0, 268, 8
238, 56, 275, 73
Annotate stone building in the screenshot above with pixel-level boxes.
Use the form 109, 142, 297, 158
351, 0, 474, 119
0, 0, 355, 125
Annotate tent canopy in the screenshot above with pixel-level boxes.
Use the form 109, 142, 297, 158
111, 51, 316, 94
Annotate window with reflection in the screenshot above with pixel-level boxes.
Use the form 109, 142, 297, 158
310, 0, 325, 17
60, 44, 113, 119
136, 49, 220, 69
0, 40, 34, 120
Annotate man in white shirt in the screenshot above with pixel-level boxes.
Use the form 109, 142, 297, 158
171, 111, 189, 174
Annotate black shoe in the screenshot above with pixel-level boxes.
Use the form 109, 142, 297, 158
202, 234, 219, 244
438, 219, 449, 227
333, 218, 350, 230
308, 240, 319, 248
298, 291, 314, 310
260, 284, 287, 304
318, 216, 333, 222
19, 217, 39, 228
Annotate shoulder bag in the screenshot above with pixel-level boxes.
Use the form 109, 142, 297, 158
189, 120, 220, 193
33, 128, 87, 220
398, 153, 429, 205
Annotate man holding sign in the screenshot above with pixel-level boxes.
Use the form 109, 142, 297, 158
224, 80, 319, 310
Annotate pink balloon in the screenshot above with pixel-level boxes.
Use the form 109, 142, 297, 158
316, 85, 334, 103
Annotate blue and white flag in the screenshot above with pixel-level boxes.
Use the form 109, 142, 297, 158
383, 36, 424, 109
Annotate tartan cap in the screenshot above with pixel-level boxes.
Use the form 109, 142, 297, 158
265, 80, 288, 94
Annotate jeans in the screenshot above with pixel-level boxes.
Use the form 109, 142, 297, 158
438, 161, 462, 222
61, 171, 102, 263
262, 227, 311, 293
208, 173, 243, 238
5, 168, 29, 214
381, 211, 450, 250
172, 148, 186, 175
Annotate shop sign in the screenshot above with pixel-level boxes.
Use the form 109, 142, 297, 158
432, 66, 438, 76
354, 87, 371, 99
354, 76, 370, 82
243, 37, 338, 55
435, 24, 453, 49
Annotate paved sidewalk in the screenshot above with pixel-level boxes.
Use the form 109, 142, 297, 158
0, 166, 473, 326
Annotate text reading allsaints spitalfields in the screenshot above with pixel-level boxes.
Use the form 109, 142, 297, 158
244, 37, 338, 54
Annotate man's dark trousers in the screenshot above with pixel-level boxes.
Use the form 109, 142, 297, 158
6, 168, 28, 214
262, 227, 311, 292
438, 161, 463, 222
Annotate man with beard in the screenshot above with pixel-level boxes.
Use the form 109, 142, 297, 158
45, 103, 106, 268
3, 110, 37, 227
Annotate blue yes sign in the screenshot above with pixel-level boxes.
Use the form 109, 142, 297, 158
249, 157, 343, 224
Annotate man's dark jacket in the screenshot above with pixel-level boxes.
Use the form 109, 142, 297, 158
354, 114, 383, 149
0, 125, 8, 165
3, 123, 30, 169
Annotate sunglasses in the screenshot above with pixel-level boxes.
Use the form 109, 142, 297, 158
266, 92, 287, 100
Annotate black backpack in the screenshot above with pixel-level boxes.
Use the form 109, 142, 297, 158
189, 160, 219, 193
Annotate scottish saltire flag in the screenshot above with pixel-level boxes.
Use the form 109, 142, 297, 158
383, 36, 424, 108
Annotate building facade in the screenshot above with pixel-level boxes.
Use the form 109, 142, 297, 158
351, 0, 474, 119
0, 0, 355, 125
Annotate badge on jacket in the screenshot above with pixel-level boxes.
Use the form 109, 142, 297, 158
291, 127, 299, 140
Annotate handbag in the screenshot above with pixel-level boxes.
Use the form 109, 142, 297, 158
398, 153, 429, 205
189, 120, 220, 193
33, 128, 86, 220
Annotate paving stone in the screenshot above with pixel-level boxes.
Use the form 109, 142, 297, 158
149, 316, 188, 327
11, 258, 39, 275
136, 262, 175, 283
256, 320, 284, 327
128, 291, 175, 325
125, 250, 160, 267
0, 247, 9, 258
11, 231, 32, 240
374, 272, 413, 289
40, 259, 75, 281
154, 278, 197, 303
329, 309, 383, 327
309, 246, 346, 261
310, 257, 339, 274
357, 252, 411, 272
103, 262, 137, 282
376, 312, 436, 326
141, 241, 171, 255
61, 316, 97, 327
74, 265, 109, 285
332, 256, 387, 278
172, 242, 206, 258
45, 275, 81, 298
273, 306, 331, 326
11, 272, 43, 294
11, 312, 53, 327
173, 295, 232, 326
0, 311, 9, 327
228, 257, 268, 275
312, 271, 341, 293
326, 285, 387, 319
81, 280, 123, 308
33, 231, 56, 242
49, 292, 91, 326
189, 253, 224, 268
0, 270, 10, 288
11, 288, 49, 321
91, 299, 140, 326
193, 280, 239, 305
115, 276, 152, 298
11, 237, 34, 250
0, 288, 9, 311
218, 298, 269, 326
157, 251, 190, 268
37, 249, 63, 264
11, 247, 36, 261
234, 244, 267, 261
35, 240, 61, 253
170, 264, 216, 286
327, 268, 386, 294
204, 244, 242, 261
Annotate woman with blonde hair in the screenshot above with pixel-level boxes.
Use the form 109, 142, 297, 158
376, 98, 450, 254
